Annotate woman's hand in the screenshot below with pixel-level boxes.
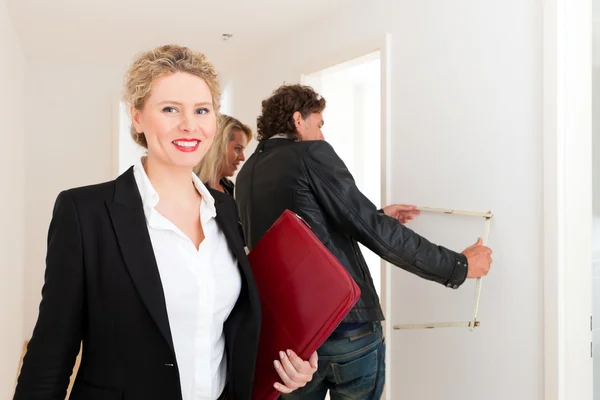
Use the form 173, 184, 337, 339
273, 350, 318, 394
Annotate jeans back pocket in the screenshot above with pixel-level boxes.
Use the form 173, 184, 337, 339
331, 347, 379, 398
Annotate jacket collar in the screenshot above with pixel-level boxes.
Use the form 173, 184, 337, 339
132, 157, 216, 225
256, 137, 297, 152
107, 167, 176, 354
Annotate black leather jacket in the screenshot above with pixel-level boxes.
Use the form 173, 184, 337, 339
235, 139, 468, 323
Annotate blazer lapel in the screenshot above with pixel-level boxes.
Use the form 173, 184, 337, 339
211, 189, 262, 328
106, 167, 175, 355
211, 192, 252, 282
211, 191, 262, 399
211, 189, 262, 319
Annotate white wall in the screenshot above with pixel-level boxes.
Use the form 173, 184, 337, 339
230, 0, 543, 399
0, 0, 26, 396
594, 34, 600, 261
593, 65, 600, 400
592, 59, 600, 400
594, 21, 600, 66
23, 61, 123, 335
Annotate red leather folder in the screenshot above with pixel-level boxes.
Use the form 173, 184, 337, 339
247, 210, 361, 400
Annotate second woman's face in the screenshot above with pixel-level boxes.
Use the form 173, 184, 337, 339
222, 129, 248, 177
131, 72, 217, 171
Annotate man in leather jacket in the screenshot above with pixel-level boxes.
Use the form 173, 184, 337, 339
235, 84, 493, 399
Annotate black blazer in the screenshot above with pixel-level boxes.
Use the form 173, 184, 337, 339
219, 177, 235, 198
14, 167, 261, 400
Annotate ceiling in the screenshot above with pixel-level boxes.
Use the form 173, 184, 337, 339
6, 0, 350, 68
10, 0, 598, 68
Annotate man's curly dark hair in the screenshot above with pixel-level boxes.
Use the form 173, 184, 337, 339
256, 84, 326, 141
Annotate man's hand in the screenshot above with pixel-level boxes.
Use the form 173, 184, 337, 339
273, 350, 318, 394
461, 238, 493, 278
382, 204, 420, 224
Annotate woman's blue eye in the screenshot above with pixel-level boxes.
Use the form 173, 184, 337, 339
162, 106, 209, 114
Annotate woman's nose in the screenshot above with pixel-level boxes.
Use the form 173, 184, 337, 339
178, 112, 198, 132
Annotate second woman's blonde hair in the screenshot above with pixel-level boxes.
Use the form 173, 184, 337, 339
195, 114, 252, 188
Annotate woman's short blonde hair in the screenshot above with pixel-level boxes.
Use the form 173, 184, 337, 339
123, 44, 221, 149
194, 114, 252, 188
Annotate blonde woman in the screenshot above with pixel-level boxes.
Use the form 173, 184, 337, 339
14, 45, 317, 400
195, 114, 252, 196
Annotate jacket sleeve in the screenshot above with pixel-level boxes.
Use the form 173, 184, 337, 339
302, 141, 468, 288
14, 190, 85, 400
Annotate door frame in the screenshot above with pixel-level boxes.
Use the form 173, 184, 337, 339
300, 33, 394, 400
542, 0, 593, 399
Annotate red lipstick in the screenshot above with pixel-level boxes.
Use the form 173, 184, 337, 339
172, 139, 200, 152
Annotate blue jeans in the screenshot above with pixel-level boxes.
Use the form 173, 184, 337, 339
281, 322, 385, 400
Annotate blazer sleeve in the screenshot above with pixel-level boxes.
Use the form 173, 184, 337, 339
302, 140, 468, 289
14, 190, 85, 400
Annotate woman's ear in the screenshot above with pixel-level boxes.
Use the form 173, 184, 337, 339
130, 105, 144, 134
